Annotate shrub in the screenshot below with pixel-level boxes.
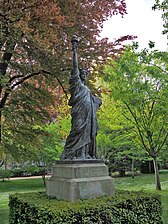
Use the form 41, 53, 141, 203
25, 166, 41, 176
11, 166, 46, 177
9, 191, 162, 224
0, 169, 11, 181
11, 168, 25, 177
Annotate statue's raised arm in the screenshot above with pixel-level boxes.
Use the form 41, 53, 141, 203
71, 35, 79, 71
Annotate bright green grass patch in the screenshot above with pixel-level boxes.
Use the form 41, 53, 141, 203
0, 178, 45, 193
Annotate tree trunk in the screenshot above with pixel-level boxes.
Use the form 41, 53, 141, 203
0, 110, 2, 143
41, 167, 46, 186
119, 169, 126, 177
153, 157, 161, 190
131, 159, 135, 178
0, 160, 4, 168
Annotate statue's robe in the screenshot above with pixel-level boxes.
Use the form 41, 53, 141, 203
60, 69, 101, 160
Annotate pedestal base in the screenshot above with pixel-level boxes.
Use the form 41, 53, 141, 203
46, 160, 115, 201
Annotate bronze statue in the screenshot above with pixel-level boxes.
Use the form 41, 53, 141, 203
60, 36, 102, 160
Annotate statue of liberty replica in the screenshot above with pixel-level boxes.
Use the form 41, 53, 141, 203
61, 35, 102, 160
47, 36, 114, 201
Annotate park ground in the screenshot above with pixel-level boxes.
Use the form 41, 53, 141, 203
0, 170, 168, 224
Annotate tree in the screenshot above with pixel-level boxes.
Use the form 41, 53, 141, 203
33, 116, 70, 185
97, 93, 146, 176
153, 0, 168, 37
0, 0, 134, 165
104, 44, 168, 190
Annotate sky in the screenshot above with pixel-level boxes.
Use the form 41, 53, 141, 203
101, 0, 167, 51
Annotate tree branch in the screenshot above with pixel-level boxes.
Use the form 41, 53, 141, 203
148, 100, 156, 124
125, 102, 150, 153
156, 131, 168, 155
0, 69, 68, 110
8, 75, 24, 84
150, 63, 168, 75
0, 41, 16, 76
0, 40, 16, 95
10, 70, 49, 90
56, 77, 68, 99
10, 70, 68, 98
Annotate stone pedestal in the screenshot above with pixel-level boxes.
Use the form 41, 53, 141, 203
46, 160, 115, 201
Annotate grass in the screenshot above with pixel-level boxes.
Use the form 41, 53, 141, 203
0, 178, 45, 224
0, 171, 168, 224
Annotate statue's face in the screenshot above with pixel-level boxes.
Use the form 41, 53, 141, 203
80, 70, 88, 81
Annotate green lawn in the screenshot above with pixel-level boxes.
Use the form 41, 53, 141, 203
0, 178, 45, 224
0, 171, 168, 224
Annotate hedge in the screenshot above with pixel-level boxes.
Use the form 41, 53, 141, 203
9, 191, 162, 224
0, 167, 41, 180
11, 166, 47, 177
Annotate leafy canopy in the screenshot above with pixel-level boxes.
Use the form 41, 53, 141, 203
104, 44, 168, 158
0, 0, 135, 161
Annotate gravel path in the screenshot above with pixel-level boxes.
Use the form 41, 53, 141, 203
9, 175, 51, 180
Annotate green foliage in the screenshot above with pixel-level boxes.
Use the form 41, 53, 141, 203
25, 166, 43, 176
9, 191, 162, 224
101, 45, 168, 189
0, 166, 45, 179
105, 46, 168, 153
0, 169, 12, 181
39, 117, 71, 159
10, 168, 25, 178
10, 166, 45, 177
97, 93, 146, 175
103, 45, 168, 188
34, 116, 71, 166
1, 126, 46, 163
153, 0, 168, 36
